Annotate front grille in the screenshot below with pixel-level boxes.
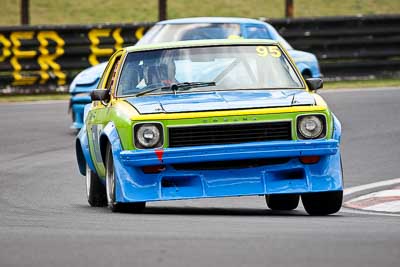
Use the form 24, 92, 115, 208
172, 158, 291, 170
168, 121, 292, 147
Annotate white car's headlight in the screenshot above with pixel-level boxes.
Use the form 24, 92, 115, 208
297, 115, 325, 139
134, 123, 163, 148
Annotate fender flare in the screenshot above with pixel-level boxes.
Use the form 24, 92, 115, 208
99, 122, 126, 202
99, 121, 123, 165
332, 113, 342, 142
76, 124, 96, 176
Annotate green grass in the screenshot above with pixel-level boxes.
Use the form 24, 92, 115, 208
0, 93, 69, 102
1, 0, 400, 26
323, 78, 400, 89
1, 79, 399, 102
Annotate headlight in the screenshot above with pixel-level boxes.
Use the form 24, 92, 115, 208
134, 123, 163, 148
297, 115, 326, 139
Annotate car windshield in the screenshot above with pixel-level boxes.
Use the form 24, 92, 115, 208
137, 23, 292, 50
116, 45, 304, 97
137, 23, 242, 44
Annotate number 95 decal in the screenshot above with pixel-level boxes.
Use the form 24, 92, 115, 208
256, 46, 282, 58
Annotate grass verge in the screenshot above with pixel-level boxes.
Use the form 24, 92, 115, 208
323, 78, 400, 89
1, 0, 400, 25
0, 93, 69, 103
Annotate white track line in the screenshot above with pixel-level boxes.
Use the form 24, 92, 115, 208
344, 178, 400, 196
364, 201, 400, 213
340, 206, 400, 217
347, 189, 400, 201
342, 178, 400, 216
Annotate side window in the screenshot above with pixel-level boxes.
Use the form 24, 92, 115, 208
105, 56, 121, 89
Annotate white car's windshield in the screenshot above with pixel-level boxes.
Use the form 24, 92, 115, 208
137, 23, 293, 50
116, 45, 304, 97
137, 24, 242, 44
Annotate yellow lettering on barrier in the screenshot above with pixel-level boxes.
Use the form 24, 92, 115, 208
2, 26, 140, 87
0, 34, 11, 62
37, 31, 66, 85
88, 29, 114, 65
10, 31, 38, 86
12, 72, 38, 86
112, 28, 124, 50
10, 31, 37, 59
135, 27, 145, 41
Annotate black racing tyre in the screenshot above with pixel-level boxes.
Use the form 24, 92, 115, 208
301, 191, 343, 216
86, 164, 107, 207
265, 194, 300, 211
105, 144, 146, 213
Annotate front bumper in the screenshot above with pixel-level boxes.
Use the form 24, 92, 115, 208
120, 139, 338, 166
113, 139, 343, 203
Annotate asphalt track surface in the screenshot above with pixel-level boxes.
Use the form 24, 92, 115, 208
0, 88, 399, 267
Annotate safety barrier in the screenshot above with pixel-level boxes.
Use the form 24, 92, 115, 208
0, 23, 151, 89
0, 15, 399, 90
266, 15, 400, 80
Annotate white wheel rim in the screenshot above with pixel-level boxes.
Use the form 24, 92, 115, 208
106, 158, 115, 205
85, 164, 91, 199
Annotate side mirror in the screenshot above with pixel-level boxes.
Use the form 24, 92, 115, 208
90, 89, 110, 102
305, 78, 323, 92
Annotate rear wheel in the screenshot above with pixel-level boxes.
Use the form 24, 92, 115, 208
86, 164, 107, 207
301, 191, 343, 215
105, 144, 146, 213
265, 194, 300, 211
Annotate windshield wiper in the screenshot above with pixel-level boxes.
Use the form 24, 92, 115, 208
170, 82, 216, 92
135, 82, 216, 97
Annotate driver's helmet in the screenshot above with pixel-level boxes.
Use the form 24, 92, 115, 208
143, 56, 176, 87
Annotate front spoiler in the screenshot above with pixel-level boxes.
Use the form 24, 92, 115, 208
111, 139, 342, 202
119, 139, 339, 166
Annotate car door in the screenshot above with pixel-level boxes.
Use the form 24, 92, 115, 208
86, 51, 123, 178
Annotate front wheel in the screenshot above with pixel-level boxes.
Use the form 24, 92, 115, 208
105, 144, 146, 213
265, 194, 300, 211
86, 164, 107, 207
301, 191, 343, 215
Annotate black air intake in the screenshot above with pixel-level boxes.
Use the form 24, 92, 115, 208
168, 121, 292, 147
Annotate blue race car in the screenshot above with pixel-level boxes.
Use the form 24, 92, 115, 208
69, 62, 108, 129
69, 17, 321, 129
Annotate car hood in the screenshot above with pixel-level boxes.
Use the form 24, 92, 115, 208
124, 90, 315, 114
